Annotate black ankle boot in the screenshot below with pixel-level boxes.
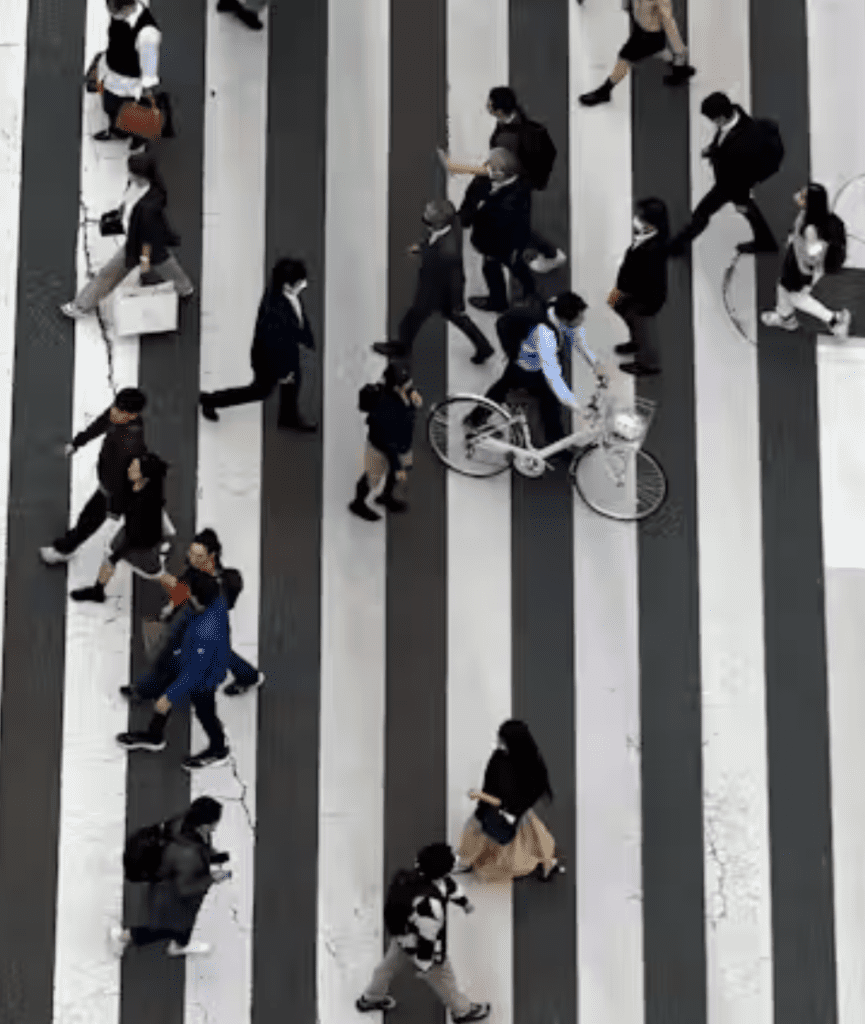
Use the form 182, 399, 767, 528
349, 475, 381, 521
71, 582, 106, 603
375, 476, 408, 513
579, 79, 614, 106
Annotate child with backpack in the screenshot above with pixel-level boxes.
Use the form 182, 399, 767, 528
761, 183, 851, 338
109, 796, 231, 959
356, 842, 490, 1022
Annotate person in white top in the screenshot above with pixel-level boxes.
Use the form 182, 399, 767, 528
761, 184, 851, 338
94, 0, 162, 149
466, 292, 608, 447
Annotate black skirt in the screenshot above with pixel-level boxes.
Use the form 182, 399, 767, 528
619, 22, 667, 62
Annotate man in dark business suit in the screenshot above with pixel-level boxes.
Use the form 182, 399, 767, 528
459, 148, 535, 313
372, 200, 494, 364
608, 197, 669, 376
199, 257, 316, 431
668, 92, 778, 256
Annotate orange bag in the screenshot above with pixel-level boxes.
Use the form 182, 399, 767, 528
115, 95, 164, 141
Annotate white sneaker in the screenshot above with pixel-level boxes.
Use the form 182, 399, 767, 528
831, 309, 852, 338
761, 310, 799, 331
526, 248, 567, 274
108, 925, 130, 958
60, 302, 87, 319
166, 939, 212, 957
40, 546, 72, 565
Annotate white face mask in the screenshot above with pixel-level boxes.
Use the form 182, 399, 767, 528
283, 280, 307, 299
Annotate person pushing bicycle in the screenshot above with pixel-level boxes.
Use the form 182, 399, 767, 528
466, 292, 608, 447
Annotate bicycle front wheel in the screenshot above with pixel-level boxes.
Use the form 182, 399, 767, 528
427, 396, 517, 477
570, 444, 667, 521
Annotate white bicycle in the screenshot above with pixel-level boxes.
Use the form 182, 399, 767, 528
427, 380, 667, 521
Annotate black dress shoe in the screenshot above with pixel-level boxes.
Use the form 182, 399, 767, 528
94, 129, 126, 142
199, 396, 219, 422
470, 346, 495, 365
620, 362, 660, 377
736, 240, 778, 255
579, 83, 613, 106
469, 296, 508, 313
372, 340, 408, 357
663, 64, 696, 87
71, 584, 106, 603
614, 342, 639, 356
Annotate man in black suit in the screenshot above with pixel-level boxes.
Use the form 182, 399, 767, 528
608, 197, 669, 376
668, 92, 778, 256
372, 200, 494, 364
459, 148, 535, 313
199, 258, 317, 431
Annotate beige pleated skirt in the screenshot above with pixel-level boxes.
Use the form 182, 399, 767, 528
458, 808, 557, 884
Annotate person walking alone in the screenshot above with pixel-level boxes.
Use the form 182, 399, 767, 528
356, 842, 491, 1022
457, 720, 563, 883
372, 199, 494, 364
41, 387, 148, 565
109, 796, 231, 958
199, 257, 317, 431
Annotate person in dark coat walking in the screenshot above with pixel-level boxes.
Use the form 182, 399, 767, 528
459, 148, 535, 313
41, 387, 148, 565
607, 196, 669, 376
372, 200, 494, 363
109, 796, 231, 958
349, 363, 421, 521
199, 257, 317, 431
668, 92, 778, 256
70, 451, 175, 602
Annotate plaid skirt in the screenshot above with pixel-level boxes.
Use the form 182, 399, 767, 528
458, 807, 556, 883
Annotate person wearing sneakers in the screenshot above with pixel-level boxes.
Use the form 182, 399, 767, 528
607, 197, 669, 376
117, 569, 232, 770
357, 842, 491, 1022
579, 0, 695, 107
441, 86, 566, 275
761, 183, 851, 339
350, 363, 421, 522
456, 720, 564, 884
110, 797, 230, 959
372, 199, 494, 364
70, 451, 175, 603
40, 387, 147, 567
93, 0, 162, 149
60, 153, 193, 321
216, 0, 266, 31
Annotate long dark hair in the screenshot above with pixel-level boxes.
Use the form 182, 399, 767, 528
498, 720, 553, 803
127, 152, 167, 198
635, 196, 670, 243
802, 183, 830, 234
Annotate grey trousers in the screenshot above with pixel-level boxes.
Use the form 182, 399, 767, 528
74, 247, 194, 313
363, 938, 473, 1017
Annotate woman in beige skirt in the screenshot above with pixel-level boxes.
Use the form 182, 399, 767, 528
457, 719, 564, 884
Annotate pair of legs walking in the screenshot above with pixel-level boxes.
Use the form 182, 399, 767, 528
201, 371, 314, 430
66, 246, 194, 316
475, 251, 536, 311
671, 182, 777, 254
762, 282, 851, 337
389, 302, 494, 363
466, 363, 565, 446
613, 296, 660, 375
350, 443, 408, 522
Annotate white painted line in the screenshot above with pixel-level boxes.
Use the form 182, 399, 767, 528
317, 0, 390, 1019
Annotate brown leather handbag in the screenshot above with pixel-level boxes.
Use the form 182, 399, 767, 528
115, 95, 165, 141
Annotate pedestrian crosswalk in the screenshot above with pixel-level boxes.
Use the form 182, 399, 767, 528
0, 1, 864, 1023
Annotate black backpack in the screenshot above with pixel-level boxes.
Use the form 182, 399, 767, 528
823, 213, 847, 274
358, 382, 385, 413
517, 120, 557, 191
751, 118, 784, 183
219, 567, 244, 611
495, 297, 559, 363
383, 868, 438, 937
124, 819, 174, 882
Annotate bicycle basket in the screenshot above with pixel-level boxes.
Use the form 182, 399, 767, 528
603, 397, 655, 449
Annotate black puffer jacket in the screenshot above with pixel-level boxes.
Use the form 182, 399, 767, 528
71, 408, 146, 513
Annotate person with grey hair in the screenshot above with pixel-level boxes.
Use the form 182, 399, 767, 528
372, 199, 493, 363
458, 147, 535, 312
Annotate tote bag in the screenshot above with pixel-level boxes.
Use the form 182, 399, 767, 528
108, 279, 178, 337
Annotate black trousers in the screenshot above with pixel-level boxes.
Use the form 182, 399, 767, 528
398, 302, 491, 355
676, 181, 777, 250
53, 488, 113, 555
614, 295, 658, 369
482, 251, 536, 308
130, 925, 193, 948
206, 371, 301, 424
101, 89, 132, 136
486, 363, 564, 444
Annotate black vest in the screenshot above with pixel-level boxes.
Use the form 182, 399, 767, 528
106, 5, 158, 79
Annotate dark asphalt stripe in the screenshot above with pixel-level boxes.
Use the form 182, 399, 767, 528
509, 3, 577, 1024
750, 0, 839, 1018
119, 1, 208, 1022
630, 2, 707, 1021
249, 1, 326, 1021
0, 0, 87, 1016
383, 0, 448, 1020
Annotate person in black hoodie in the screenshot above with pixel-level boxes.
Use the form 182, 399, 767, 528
349, 363, 421, 522
61, 152, 193, 319
70, 451, 173, 602
199, 257, 317, 431
41, 387, 148, 565
607, 197, 669, 376
459, 147, 535, 313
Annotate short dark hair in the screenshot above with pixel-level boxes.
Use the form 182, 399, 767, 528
635, 196, 670, 242
416, 843, 455, 879
184, 796, 222, 830
383, 361, 412, 390
700, 92, 734, 121
114, 387, 147, 414
553, 292, 587, 322
271, 258, 307, 292
488, 86, 518, 115
193, 528, 222, 561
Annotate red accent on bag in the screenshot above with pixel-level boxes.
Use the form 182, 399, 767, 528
115, 96, 164, 140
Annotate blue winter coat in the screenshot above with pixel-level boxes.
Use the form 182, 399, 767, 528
164, 595, 230, 705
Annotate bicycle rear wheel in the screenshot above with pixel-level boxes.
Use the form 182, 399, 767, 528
570, 444, 667, 521
427, 396, 517, 477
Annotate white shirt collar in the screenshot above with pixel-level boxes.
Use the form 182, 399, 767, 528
490, 174, 518, 193
427, 224, 452, 245
285, 290, 304, 323
632, 226, 658, 248
717, 110, 740, 144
